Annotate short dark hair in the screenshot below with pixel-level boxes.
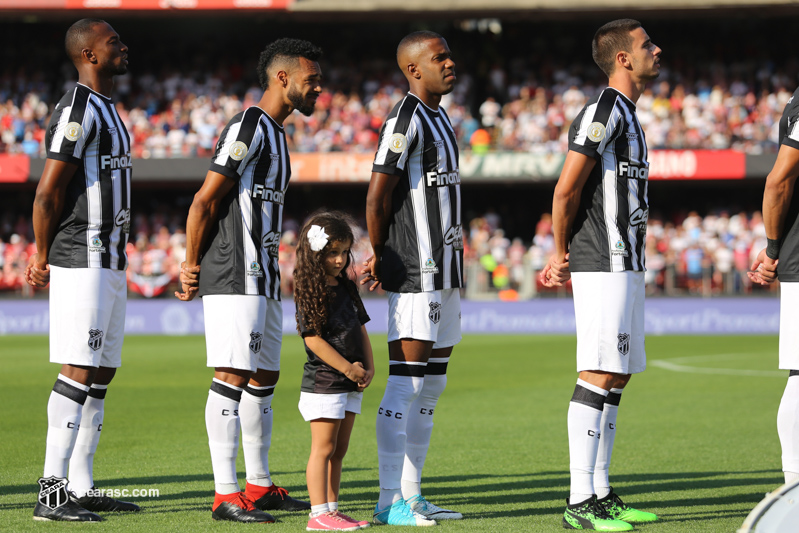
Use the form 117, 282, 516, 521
592, 19, 641, 77
396, 30, 444, 63
65, 18, 106, 64
257, 38, 323, 90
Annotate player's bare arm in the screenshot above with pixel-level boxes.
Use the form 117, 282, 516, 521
750, 144, 799, 285
26, 159, 78, 288
363, 171, 399, 291
175, 170, 235, 300
541, 150, 596, 287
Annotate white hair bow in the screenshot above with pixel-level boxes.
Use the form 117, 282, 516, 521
307, 225, 329, 252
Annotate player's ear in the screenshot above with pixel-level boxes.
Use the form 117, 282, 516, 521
407, 62, 421, 80
275, 69, 289, 88
616, 50, 631, 71
83, 47, 97, 64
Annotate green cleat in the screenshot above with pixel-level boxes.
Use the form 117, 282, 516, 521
563, 496, 633, 531
597, 488, 658, 523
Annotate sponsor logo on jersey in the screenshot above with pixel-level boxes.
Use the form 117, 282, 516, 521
428, 301, 441, 324
626, 131, 638, 141
388, 133, 407, 153
108, 126, 117, 137
89, 237, 106, 253
611, 239, 629, 257
115, 208, 131, 233
88, 328, 104, 351
37, 476, 69, 510
587, 122, 606, 142
630, 207, 649, 232
229, 141, 248, 161
426, 170, 460, 188
64, 122, 83, 142
252, 184, 285, 205
249, 331, 263, 353
101, 153, 132, 170
422, 257, 439, 275
617, 333, 630, 355
262, 231, 281, 256
248, 261, 264, 277
618, 161, 649, 180
433, 140, 444, 149
444, 224, 464, 250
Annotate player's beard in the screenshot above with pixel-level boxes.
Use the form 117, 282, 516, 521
288, 84, 315, 116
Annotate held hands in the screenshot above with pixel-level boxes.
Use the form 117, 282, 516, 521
25, 253, 50, 288
360, 255, 381, 292
356, 366, 375, 392
174, 262, 201, 301
345, 361, 369, 386
748, 248, 778, 285
539, 253, 570, 288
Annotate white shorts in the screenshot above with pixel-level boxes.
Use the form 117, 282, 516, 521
298, 391, 362, 421
571, 271, 646, 374
49, 266, 127, 368
780, 282, 799, 370
203, 295, 282, 372
387, 289, 462, 349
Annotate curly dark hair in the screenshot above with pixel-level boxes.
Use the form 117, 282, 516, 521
293, 211, 364, 336
257, 38, 323, 91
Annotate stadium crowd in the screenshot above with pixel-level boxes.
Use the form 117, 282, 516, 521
0, 207, 774, 299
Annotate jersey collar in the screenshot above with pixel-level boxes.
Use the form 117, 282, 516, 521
408, 92, 441, 115
605, 86, 636, 108
77, 82, 112, 101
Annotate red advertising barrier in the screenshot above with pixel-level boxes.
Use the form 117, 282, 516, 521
648, 149, 745, 180
0, 154, 31, 183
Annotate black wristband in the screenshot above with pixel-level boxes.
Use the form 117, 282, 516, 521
766, 238, 781, 260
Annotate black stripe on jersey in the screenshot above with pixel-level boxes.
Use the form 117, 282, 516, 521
107, 104, 129, 270
437, 108, 463, 285
61, 88, 90, 157
419, 110, 446, 289
634, 116, 647, 271
388, 363, 427, 377
250, 143, 268, 296
613, 123, 633, 271
96, 104, 115, 269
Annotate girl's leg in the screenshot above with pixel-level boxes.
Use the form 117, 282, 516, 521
308, 418, 340, 508
328, 411, 356, 504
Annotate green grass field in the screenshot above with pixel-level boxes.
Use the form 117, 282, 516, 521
0, 334, 787, 532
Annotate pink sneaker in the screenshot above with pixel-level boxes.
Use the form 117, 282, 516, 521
332, 510, 370, 529
307, 512, 360, 531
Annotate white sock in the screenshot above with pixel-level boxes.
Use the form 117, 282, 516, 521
206, 379, 242, 494
329, 501, 338, 511
594, 387, 623, 499
44, 375, 89, 479
401, 362, 448, 500
311, 503, 330, 517
69, 384, 107, 497
376, 367, 424, 509
568, 379, 608, 504
778, 373, 799, 484
240, 385, 274, 488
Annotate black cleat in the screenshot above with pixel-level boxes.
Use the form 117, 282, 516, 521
33, 500, 103, 522
72, 488, 142, 512
248, 483, 311, 512
212, 501, 276, 523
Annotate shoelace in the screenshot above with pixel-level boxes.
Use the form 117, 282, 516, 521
268, 485, 290, 499
325, 511, 349, 522
332, 511, 359, 523
233, 493, 257, 511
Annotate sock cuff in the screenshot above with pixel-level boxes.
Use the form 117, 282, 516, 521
210, 379, 243, 402
244, 385, 275, 398
57, 374, 90, 391
576, 379, 610, 397
605, 389, 623, 406
389, 362, 427, 377
426, 358, 449, 375
53, 376, 89, 405
571, 381, 608, 411
88, 384, 108, 399
790, 370, 799, 377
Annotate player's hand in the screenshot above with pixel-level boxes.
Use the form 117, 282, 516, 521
345, 361, 368, 384
361, 255, 382, 292
175, 263, 201, 301
540, 253, 570, 287
357, 367, 375, 392
748, 248, 778, 285
25, 253, 50, 288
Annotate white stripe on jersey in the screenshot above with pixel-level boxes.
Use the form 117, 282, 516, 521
82, 103, 103, 268
97, 100, 126, 268
238, 126, 262, 296
429, 114, 454, 288
407, 114, 434, 292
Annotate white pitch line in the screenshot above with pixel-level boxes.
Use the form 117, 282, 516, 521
650, 353, 785, 378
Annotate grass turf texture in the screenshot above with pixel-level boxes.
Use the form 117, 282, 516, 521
0, 334, 786, 532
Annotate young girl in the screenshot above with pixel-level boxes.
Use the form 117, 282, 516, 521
294, 212, 375, 531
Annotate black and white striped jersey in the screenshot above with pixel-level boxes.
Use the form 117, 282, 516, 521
198, 106, 290, 300
773, 87, 799, 281
46, 83, 131, 271
372, 92, 463, 293
567, 87, 649, 272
